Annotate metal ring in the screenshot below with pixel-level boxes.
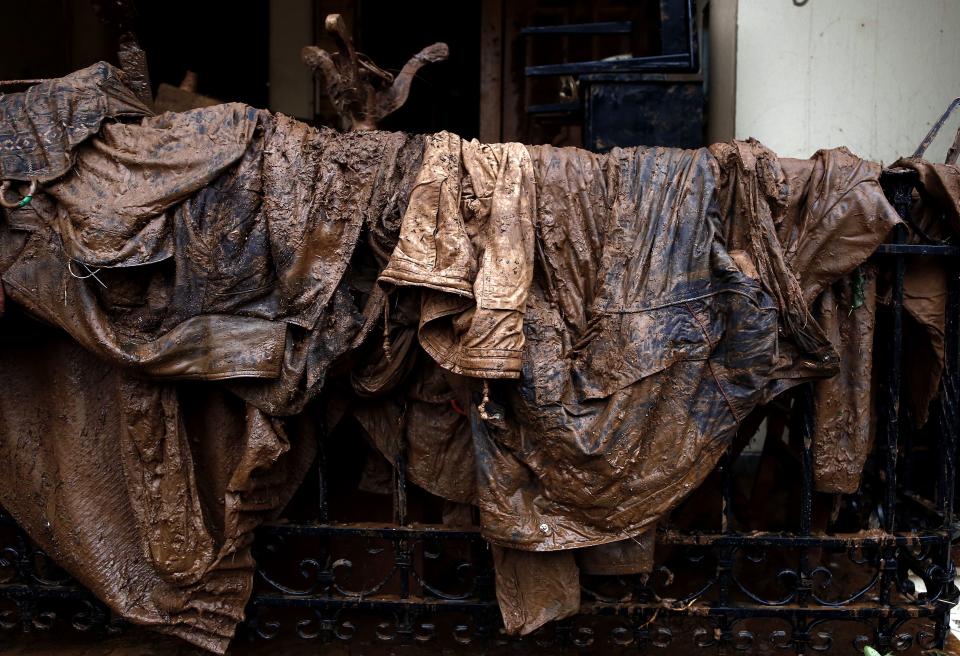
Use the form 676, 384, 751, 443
0, 179, 37, 209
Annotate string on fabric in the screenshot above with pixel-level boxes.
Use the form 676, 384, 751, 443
67, 259, 107, 288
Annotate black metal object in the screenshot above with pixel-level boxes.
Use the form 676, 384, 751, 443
520, 1, 705, 151
520, 21, 634, 36
583, 72, 705, 151
523, 0, 699, 77
0, 170, 956, 654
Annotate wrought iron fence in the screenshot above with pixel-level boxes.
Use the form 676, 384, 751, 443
0, 168, 957, 654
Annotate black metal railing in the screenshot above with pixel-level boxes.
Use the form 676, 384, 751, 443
0, 168, 957, 654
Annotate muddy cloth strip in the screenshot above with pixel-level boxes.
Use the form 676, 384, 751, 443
0, 62, 151, 183
574, 530, 656, 576
809, 267, 879, 493
776, 151, 899, 493
491, 545, 580, 635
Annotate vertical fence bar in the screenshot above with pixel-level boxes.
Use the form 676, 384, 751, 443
394, 420, 409, 528
901, 413, 914, 500
885, 238, 904, 534
317, 419, 329, 525
876, 170, 915, 610
795, 385, 816, 609
935, 254, 960, 640
720, 447, 733, 533
884, 172, 915, 534
717, 447, 734, 610
937, 259, 959, 525
884, 237, 905, 532
795, 386, 815, 536
394, 406, 410, 599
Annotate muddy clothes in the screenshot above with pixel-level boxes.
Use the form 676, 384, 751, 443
384, 137, 793, 551
380, 132, 535, 378
377, 138, 898, 633
492, 546, 580, 635
368, 145, 897, 631
4, 104, 423, 412
479, 144, 785, 551
0, 73, 422, 654
809, 267, 880, 493
778, 150, 898, 493
711, 143, 899, 494
352, 354, 477, 505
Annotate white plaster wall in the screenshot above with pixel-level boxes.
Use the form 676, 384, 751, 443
707, 0, 738, 144
735, 0, 960, 164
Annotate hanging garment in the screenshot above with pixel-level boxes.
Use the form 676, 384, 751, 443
381, 135, 829, 553
5, 104, 424, 411
0, 70, 424, 653
379, 132, 535, 379
711, 142, 899, 493
378, 136, 899, 632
